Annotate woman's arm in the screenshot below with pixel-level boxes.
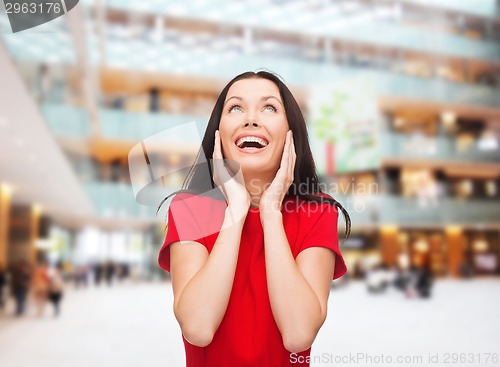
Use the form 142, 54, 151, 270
171, 130, 251, 347
262, 211, 336, 353
171, 208, 246, 347
258, 131, 335, 353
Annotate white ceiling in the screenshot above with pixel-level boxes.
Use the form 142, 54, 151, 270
0, 42, 95, 224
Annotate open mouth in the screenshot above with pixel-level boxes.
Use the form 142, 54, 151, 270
235, 136, 269, 152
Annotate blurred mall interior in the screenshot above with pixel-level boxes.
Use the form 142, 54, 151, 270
0, 0, 500, 290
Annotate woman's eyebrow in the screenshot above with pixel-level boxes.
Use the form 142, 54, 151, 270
261, 96, 283, 105
223, 95, 283, 106
223, 96, 242, 107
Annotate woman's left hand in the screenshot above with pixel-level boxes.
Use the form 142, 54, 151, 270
259, 130, 296, 215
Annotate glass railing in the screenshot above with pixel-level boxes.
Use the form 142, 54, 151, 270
325, 21, 499, 61
41, 104, 206, 142
86, 0, 500, 61
380, 132, 500, 163
80, 0, 500, 20
6, 37, 500, 109
99, 42, 500, 108
333, 194, 500, 227
379, 196, 500, 226
400, 0, 499, 19
41, 104, 91, 137
84, 182, 164, 220
1, 25, 76, 63
99, 108, 206, 141
42, 106, 500, 159
334, 195, 380, 228
81, 182, 500, 225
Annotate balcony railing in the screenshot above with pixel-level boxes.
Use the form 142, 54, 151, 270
42, 105, 500, 167
334, 194, 500, 227
83, 182, 500, 225
41, 104, 205, 142
399, 0, 499, 19
85, 0, 500, 61
84, 182, 164, 220
380, 132, 500, 163
42, 104, 91, 137
100, 42, 500, 107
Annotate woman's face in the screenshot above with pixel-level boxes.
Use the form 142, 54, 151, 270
218, 78, 289, 177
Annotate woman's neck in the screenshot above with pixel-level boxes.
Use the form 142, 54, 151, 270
244, 173, 275, 208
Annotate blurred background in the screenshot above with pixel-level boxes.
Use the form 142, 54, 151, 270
0, 1, 499, 366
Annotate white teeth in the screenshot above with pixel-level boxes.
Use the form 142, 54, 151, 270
236, 136, 269, 148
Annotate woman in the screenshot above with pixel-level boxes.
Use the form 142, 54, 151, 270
47, 263, 64, 317
32, 260, 50, 317
158, 71, 350, 367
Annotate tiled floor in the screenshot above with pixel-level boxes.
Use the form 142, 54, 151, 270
0, 278, 499, 367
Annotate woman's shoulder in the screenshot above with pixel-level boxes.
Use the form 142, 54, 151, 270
170, 191, 226, 211
168, 191, 227, 229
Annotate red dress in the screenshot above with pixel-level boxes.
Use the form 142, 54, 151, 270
158, 192, 347, 367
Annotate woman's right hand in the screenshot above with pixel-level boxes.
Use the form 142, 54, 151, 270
213, 130, 251, 220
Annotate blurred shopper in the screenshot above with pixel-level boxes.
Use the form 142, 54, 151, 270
115, 263, 127, 283
37, 63, 53, 102
415, 267, 433, 299
105, 261, 115, 287
366, 264, 390, 294
394, 267, 411, 292
93, 263, 103, 286
459, 261, 474, 278
48, 264, 64, 317
404, 265, 420, 299
74, 264, 89, 288
32, 260, 50, 317
149, 87, 160, 112
353, 259, 366, 279
0, 261, 7, 311
10, 260, 32, 316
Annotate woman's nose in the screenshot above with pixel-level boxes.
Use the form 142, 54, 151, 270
243, 117, 259, 127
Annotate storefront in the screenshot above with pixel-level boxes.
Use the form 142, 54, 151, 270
464, 230, 500, 276
379, 227, 500, 278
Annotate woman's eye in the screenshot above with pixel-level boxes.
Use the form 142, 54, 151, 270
264, 105, 277, 112
228, 105, 243, 113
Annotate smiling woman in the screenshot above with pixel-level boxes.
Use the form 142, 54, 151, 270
218, 77, 291, 208
157, 70, 350, 367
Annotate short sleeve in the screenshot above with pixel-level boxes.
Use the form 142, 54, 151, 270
158, 193, 209, 273
298, 201, 347, 280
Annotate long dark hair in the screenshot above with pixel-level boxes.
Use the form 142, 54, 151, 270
158, 70, 351, 240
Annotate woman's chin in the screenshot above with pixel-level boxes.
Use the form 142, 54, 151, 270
240, 161, 276, 176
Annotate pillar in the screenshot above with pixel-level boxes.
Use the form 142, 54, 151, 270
0, 183, 12, 267
446, 226, 464, 278
380, 226, 399, 266
30, 204, 41, 265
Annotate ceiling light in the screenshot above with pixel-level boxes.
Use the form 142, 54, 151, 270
1, 183, 14, 196
33, 203, 42, 215
394, 117, 405, 127
441, 111, 456, 127
446, 226, 462, 234
414, 239, 429, 253
473, 239, 488, 252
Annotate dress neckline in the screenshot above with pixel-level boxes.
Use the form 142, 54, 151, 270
248, 206, 260, 213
